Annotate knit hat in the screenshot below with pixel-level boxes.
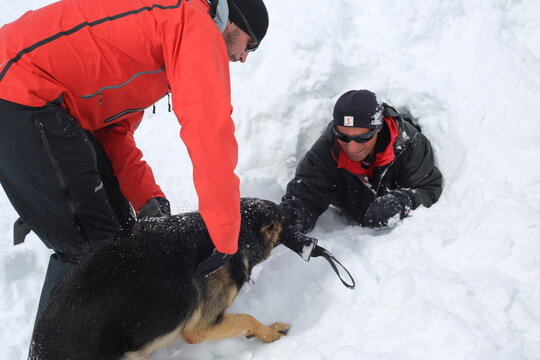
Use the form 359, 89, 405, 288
333, 90, 384, 129
227, 0, 269, 44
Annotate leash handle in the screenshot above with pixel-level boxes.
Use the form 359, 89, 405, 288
311, 245, 356, 290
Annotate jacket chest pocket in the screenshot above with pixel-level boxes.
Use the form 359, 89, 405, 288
80, 67, 169, 124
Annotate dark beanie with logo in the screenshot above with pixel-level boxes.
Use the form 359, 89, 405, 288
227, 0, 269, 43
333, 90, 384, 129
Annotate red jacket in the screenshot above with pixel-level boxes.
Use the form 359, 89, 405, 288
0, 0, 240, 253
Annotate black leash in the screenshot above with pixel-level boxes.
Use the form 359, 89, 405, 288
311, 245, 356, 290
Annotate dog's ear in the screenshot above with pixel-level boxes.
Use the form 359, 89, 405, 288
242, 199, 283, 233
238, 199, 283, 257
260, 222, 275, 234
260, 222, 283, 248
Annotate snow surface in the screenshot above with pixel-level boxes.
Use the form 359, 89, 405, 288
1, 0, 540, 359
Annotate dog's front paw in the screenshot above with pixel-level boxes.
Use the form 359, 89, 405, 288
268, 322, 290, 339
248, 322, 290, 343
269, 322, 290, 335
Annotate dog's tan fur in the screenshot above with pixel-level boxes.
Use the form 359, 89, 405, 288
123, 221, 288, 360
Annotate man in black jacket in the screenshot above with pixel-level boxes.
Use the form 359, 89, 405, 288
282, 90, 443, 232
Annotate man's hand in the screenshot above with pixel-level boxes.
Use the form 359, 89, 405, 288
279, 201, 301, 230
196, 250, 233, 279
137, 197, 171, 220
362, 190, 413, 228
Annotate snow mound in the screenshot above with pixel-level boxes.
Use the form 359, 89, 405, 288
1, 0, 539, 359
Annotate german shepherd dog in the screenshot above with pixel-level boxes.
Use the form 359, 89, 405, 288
30, 198, 315, 360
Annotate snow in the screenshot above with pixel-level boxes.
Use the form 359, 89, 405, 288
1, 0, 540, 359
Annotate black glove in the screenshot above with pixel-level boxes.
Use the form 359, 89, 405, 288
362, 190, 413, 228
279, 201, 301, 229
196, 250, 233, 279
137, 197, 171, 220
278, 202, 319, 261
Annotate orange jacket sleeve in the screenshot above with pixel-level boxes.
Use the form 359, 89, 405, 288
92, 111, 165, 212
159, 2, 240, 254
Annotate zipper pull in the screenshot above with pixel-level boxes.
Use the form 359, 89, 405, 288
167, 93, 172, 112
98, 94, 103, 106
35, 119, 44, 133
152, 104, 156, 114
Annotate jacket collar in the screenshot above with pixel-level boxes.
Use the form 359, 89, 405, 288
332, 116, 402, 177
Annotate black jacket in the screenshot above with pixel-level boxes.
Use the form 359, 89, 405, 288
283, 110, 443, 232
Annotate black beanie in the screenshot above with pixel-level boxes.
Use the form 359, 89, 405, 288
227, 0, 269, 43
333, 90, 384, 129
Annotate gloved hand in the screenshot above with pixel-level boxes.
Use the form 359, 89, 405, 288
362, 190, 413, 228
279, 201, 300, 227
196, 250, 233, 279
137, 197, 171, 220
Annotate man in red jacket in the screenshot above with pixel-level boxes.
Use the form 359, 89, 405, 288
0, 0, 268, 318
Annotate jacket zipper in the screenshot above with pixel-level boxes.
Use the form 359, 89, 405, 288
373, 134, 414, 194
103, 90, 170, 123
34, 118, 76, 215
103, 108, 147, 123
81, 67, 166, 101
34, 114, 90, 244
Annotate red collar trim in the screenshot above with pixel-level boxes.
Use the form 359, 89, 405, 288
336, 117, 398, 178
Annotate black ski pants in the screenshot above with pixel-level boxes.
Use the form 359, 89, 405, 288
0, 98, 134, 317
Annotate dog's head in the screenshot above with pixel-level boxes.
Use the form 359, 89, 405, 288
238, 198, 284, 263
237, 198, 317, 267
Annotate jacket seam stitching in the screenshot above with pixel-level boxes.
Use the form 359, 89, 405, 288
0, 0, 181, 82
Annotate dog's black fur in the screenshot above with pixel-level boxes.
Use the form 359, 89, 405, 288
30, 198, 308, 360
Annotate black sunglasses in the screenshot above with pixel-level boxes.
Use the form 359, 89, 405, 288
333, 126, 377, 143
230, 1, 259, 52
